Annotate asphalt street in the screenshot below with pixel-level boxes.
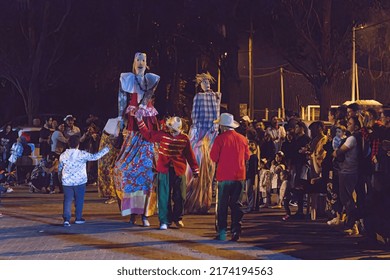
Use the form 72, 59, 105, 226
1, 184, 389, 260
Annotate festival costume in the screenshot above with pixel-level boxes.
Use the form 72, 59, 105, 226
113, 72, 160, 217
137, 119, 199, 225
185, 91, 221, 214
97, 133, 119, 199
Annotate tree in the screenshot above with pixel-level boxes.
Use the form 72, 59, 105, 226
258, 0, 374, 119
0, 0, 71, 125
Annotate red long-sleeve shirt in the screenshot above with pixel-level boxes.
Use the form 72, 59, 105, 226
210, 130, 250, 181
138, 120, 199, 176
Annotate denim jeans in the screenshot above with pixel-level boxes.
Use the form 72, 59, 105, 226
62, 183, 86, 222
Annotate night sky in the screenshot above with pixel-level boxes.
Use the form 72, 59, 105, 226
1, 0, 389, 127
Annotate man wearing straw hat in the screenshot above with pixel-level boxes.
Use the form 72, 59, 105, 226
210, 113, 250, 241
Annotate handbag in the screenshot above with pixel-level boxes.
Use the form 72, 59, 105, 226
103, 118, 121, 137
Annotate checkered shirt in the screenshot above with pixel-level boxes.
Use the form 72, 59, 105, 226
191, 91, 221, 130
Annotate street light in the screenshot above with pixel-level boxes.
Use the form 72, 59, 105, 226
351, 19, 390, 102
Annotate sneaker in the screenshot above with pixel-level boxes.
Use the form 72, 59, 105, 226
174, 221, 185, 228
104, 197, 117, 204
75, 219, 86, 224
282, 215, 290, 221
142, 218, 150, 227
215, 230, 227, 241
327, 217, 340, 226
159, 223, 168, 230
231, 232, 240, 242
63, 221, 71, 227
289, 201, 298, 207
49, 190, 56, 194
6, 187, 13, 193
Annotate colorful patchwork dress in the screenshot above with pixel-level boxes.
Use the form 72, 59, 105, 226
113, 72, 160, 217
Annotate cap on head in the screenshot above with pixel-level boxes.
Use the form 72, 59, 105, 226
64, 115, 75, 121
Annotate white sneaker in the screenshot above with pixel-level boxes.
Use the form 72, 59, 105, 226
142, 219, 150, 227
159, 224, 168, 230
63, 221, 71, 227
6, 187, 13, 193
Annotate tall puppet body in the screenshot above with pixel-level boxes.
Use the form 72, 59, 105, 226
114, 52, 160, 218
185, 72, 221, 213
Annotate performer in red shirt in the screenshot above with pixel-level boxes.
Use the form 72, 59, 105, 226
210, 113, 250, 241
137, 116, 199, 230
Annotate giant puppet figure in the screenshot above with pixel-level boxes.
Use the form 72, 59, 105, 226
113, 52, 160, 226
185, 72, 221, 213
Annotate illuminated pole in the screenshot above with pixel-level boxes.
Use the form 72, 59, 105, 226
355, 63, 360, 100
248, 19, 254, 120
217, 58, 221, 92
351, 26, 356, 102
280, 67, 285, 119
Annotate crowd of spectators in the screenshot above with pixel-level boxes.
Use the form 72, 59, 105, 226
236, 103, 389, 244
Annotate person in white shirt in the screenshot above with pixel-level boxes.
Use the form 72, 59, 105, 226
266, 116, 286, 153
63, 115, 81, 139
59, 135, 109, 227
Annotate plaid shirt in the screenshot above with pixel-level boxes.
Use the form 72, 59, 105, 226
191, 91, 221, 130
361, 125, 380, 161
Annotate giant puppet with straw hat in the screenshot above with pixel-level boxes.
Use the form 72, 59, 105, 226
185, 72, 222, 214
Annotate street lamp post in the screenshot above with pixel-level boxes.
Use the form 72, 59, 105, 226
351, 26, 356, 102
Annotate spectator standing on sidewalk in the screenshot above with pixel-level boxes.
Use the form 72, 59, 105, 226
332, 117, 362, 235
63, 115, 81, 139
210, 113, 250, 241
59, 135, 109, 227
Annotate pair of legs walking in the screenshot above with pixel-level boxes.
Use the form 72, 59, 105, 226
158, 167, 186, 230
216, 180, 244, 241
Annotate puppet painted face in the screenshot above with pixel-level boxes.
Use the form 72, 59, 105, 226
200, 78, 211, 92
133, 53, 147, 75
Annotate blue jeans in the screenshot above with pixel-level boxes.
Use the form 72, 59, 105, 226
62, 183, 86, 222
0, 184, 7, 198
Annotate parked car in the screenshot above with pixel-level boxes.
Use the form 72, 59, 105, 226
14, 126, 48, 184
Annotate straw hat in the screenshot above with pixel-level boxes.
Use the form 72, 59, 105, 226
166, 116, 182, 132
214, 113, 239, 128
